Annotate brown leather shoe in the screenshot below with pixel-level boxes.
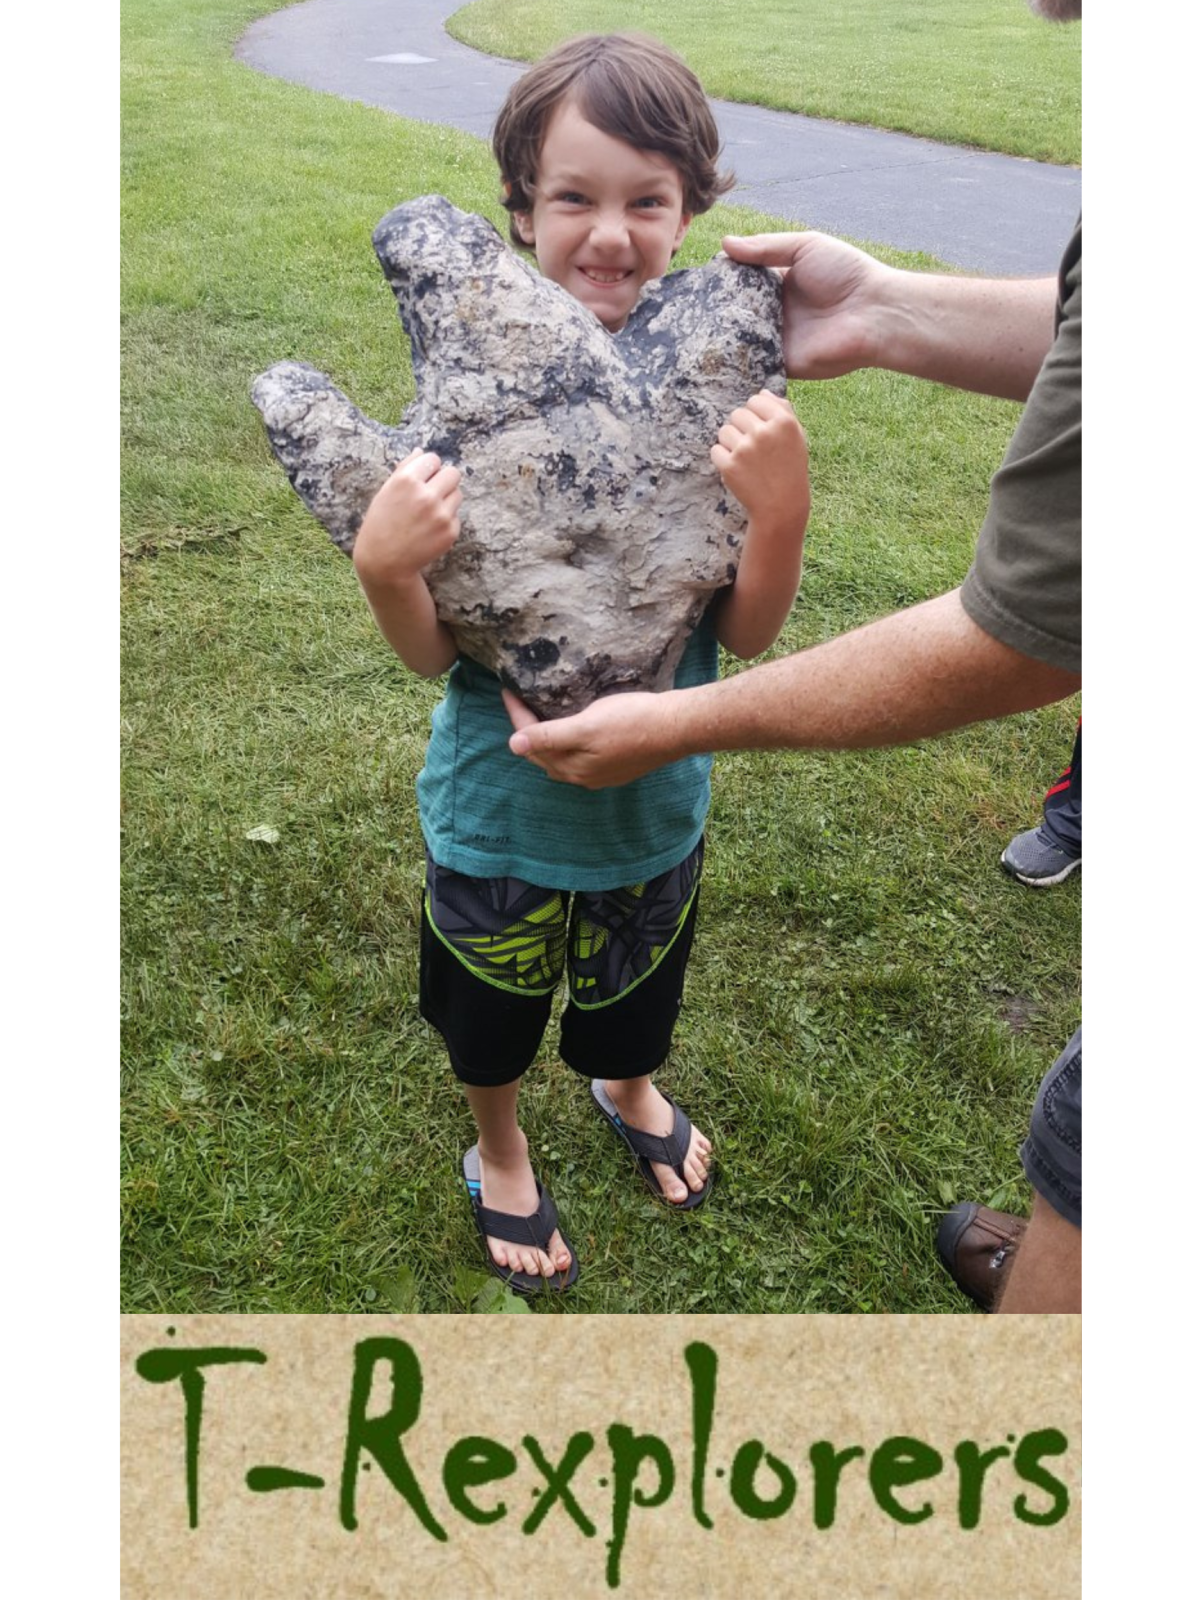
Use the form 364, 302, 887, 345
936, 1201, 1026, 1311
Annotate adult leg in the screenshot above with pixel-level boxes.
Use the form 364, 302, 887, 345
995, 1193, 1080, 1313
1040, 721, 1082, 857
1005, 1026, 1082, 1311
1001, 721, 1081, 885
937, 1029, 1081, 1312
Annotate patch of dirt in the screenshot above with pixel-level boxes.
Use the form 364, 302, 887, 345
997, 995, 1041, 1034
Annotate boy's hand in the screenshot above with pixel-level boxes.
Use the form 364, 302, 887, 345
353, 450, 463, 586
711, 391, 809, 530
709, 392, 810, 660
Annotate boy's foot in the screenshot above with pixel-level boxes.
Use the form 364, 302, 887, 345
473, 1137, 573, 1281
1000, 826, 1081, 887
596, 1078, 712, 1205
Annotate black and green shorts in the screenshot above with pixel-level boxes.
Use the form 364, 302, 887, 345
419, 840, 704, 1087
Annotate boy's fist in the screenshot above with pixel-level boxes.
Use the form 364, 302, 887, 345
710, 391, 809, 527
353, 450, 463, 586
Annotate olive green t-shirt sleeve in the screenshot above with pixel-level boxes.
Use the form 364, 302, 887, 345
961, 233, 1081, 673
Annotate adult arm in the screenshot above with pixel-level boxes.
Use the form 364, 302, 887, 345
723, 231, 1057, 402
506, 589, 1080, 788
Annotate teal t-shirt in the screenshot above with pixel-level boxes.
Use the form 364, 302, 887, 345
417, 614, 717, 891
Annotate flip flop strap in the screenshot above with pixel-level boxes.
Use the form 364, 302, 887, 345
619, 1102, 691, 1172
475, 1184, 559, 1249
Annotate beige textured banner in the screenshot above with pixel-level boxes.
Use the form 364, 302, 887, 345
122, 1314, 1079, 1598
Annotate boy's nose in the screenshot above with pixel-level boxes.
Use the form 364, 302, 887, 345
590, 210, 631, 252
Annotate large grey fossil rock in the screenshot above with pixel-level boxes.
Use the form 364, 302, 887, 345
252, 195, 783, 717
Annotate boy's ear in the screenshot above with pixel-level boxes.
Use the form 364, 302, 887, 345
671, 212, 693, 255
502, 181, 535, 246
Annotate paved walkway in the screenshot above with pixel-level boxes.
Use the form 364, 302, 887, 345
237, 0, 1081, 276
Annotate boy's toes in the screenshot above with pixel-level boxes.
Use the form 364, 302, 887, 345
535, 1229, 572, 1277
653, 1163, 690, 1203
684, 1131, 711, 1187
487, 1230, 571, 1280
648, 1131, 713, 1202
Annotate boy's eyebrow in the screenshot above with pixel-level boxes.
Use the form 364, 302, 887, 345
539, 168, 678, 193
537, 164, 593, 185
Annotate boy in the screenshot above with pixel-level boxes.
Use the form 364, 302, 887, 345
353, 34, 810, 1292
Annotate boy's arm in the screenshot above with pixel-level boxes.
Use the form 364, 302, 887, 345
710, 391, 810, 659
723, 231, 1057, 403
352, 450, 462, 677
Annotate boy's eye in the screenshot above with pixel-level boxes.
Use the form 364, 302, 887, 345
634, 196, 666, 209
556, 191, 588, 205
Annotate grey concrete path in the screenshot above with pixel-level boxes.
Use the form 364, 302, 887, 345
237, 0, 1080, 276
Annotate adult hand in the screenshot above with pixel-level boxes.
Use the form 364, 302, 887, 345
504, 688, 676, 790
722, 230, 891, 381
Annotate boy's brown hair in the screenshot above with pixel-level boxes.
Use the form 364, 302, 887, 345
492, 33, 735, 248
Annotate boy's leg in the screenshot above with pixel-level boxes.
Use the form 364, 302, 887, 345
420, 856, 571, 1275
462, 1080, 571, 1278
559, 841, 711, 1202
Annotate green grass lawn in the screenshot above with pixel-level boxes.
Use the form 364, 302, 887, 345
448, 0, 1081, 165
122, 0, 1081, 1314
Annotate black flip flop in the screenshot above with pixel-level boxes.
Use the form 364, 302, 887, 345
590, 1080, 713, 1209
462, 1144, 579, 1295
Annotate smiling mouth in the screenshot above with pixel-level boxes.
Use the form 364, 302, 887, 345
578, 268, 632, 286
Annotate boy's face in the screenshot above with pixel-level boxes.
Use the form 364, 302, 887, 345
513, 100, 691, 333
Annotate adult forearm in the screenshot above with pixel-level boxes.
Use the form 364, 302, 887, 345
870, 272, 1058, 402
509, 591, 1080, 789
676, 591, 1076, 751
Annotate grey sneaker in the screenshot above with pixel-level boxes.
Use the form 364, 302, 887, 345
1000, 826, 1081, 887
